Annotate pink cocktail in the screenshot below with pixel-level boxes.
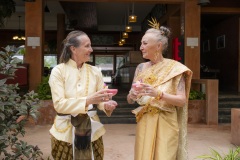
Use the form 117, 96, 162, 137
107, 89, 118, 96
132, 82, 142, 91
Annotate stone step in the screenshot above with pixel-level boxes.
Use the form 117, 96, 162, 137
112, 97, 128, 101
218, 115, 231, 123
99, 115, 136, 124
219, 96, 240, 102
218, 93, 240, 124
98, 108, 134, 116
218, 106, 240, 123
218, 108, 231, 116
98, 92, 138, 123
218, 101, 240, 108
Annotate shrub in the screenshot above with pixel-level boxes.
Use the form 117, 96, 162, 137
189, 90, 206, 100
0, 45, 43, 159
36, 75, 52, 100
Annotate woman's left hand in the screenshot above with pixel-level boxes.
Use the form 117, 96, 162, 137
104, 100, 118, 111
138, 83, 158, 97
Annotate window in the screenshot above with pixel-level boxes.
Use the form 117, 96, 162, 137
95, 55, 113, 83
44, 54, 57, 68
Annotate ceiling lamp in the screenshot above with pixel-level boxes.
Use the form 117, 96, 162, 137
118, 41, 123, 46
125, 26, 132, 32
129, 3, 137, 23
197, 0, 210, 6
121, 39, 126, 44
122, 32, 128, 38
13, 16, 25, 41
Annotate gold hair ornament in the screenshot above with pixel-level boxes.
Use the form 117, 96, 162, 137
148, 17, 160, 30
147, 17, 164, 36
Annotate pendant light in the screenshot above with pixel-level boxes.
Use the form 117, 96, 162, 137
125, 26, 132, 32
128, 3, 137, 23
125, 9, 132, 33
122, 32, 128, 38
13, 16, 25, 41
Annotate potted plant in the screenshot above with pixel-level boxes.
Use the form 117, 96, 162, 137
36, 75, 56, 125
188, 90, 206, 123
0, 45, 43, 159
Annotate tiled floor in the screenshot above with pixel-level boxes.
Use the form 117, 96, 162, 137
14, 123, 237, 160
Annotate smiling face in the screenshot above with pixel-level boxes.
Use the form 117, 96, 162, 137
70, 35, 93, 66
140, 33, 161, 61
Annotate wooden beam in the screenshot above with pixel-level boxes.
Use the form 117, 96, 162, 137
201, 7, 240, 14
53, 0, 184, 3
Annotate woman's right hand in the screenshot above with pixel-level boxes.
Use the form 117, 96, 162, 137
86, 89, 113, 105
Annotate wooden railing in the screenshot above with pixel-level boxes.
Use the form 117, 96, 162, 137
191, 79, 219, 125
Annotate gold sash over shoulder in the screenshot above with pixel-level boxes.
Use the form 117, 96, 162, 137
133, 58, 192, 160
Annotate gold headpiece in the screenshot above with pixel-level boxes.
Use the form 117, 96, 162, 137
148, 17, 160, 30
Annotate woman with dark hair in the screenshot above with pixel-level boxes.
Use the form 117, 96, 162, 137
49, 30, 118, 160
127, 25, 192, 160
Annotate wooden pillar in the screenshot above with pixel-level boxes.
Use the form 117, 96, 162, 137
25, 0, 44, 91
182, 0, 201, 79
57, 14, 66, 62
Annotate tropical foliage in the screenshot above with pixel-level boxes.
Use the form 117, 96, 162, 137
0, 45, 43, 159
196, 147, 240, 160
36, 75, 52, 100
189, 89, 206, 100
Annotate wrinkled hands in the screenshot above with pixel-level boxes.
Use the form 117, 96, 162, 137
86, 89, 113, 105
128, 82, 158, 101
104, 100, 118, 111
86, 89, 118, 111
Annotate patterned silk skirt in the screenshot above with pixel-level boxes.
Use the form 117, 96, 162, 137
51, 136, 104, 160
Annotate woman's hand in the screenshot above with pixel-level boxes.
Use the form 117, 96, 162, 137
86, 89, 113, 106
135, 83, 158, 98
104, 100, 118, 111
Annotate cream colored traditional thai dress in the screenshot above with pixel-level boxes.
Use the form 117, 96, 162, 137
49, 59, 111, 159
132, 58, 192, 160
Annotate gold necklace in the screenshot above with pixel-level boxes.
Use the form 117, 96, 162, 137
137, 59, 176, 87
54, 63, 90, 133
143, 64, 158, 85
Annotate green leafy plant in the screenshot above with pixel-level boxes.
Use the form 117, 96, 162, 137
196, 147, 240, 160
189, 90, 206, 100
0, 45, 43, 159
36, 75, 52, 100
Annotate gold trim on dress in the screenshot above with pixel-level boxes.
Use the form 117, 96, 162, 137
135, 103, 161, 122
54, 117, 72, 133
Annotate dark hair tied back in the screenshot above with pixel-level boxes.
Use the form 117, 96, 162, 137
59, 30, 87, 63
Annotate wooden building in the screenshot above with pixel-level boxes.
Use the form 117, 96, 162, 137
0, 0, 239, 93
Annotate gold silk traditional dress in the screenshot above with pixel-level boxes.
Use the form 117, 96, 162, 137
49, 59, 111, 160
132, 58, 192, 160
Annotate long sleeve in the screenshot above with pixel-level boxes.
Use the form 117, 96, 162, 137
49, 63, 87, 115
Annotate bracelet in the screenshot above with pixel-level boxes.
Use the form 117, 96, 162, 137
155, 91, 163, 100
